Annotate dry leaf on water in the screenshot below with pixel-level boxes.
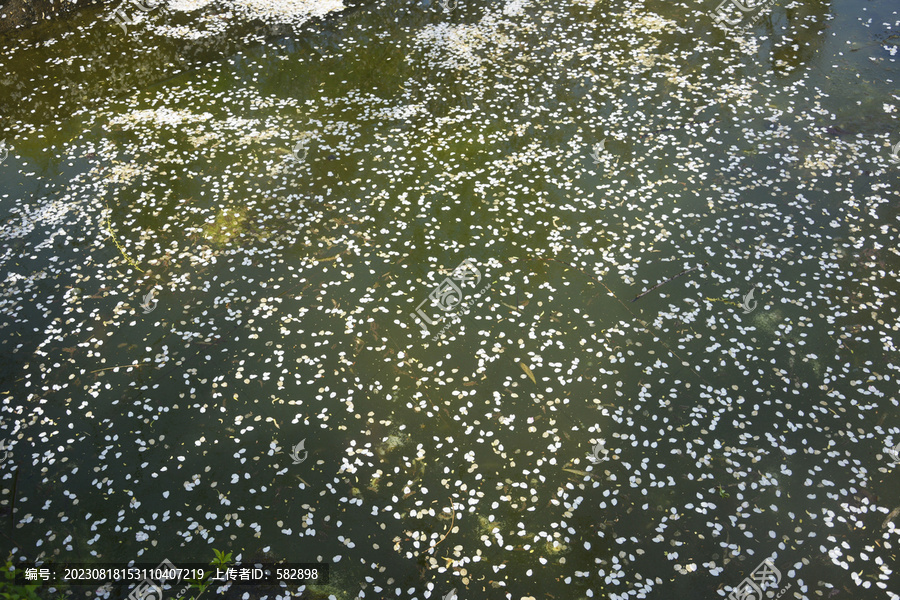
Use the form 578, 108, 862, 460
520, 362, 537, 384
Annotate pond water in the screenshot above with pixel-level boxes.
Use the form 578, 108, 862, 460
0, 0, 899, 598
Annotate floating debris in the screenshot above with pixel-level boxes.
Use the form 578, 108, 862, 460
0, 0, 897, 599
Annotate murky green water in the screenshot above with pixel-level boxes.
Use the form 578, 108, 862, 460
1, 0, 899, 598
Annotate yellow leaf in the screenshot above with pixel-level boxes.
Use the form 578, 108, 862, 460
520, 362, 537, 384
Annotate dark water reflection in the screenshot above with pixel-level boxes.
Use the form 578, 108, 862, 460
1, 0, 899, 599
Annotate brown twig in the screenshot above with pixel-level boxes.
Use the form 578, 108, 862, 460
90, 363, 147, 374
427, 500, 456, 553
631, 263, 706, 302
